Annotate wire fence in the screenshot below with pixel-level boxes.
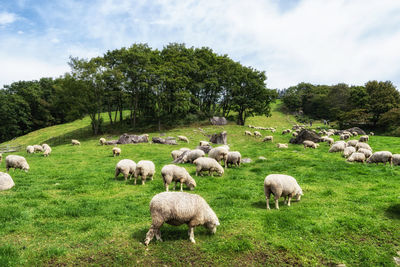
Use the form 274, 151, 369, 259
0, 144, 23, 153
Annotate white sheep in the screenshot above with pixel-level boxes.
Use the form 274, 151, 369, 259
264, 174, 303, 210
347, 152, 366, 163
254, 131, 262, 137
26, 145, 34, 154
366, 151, 393, 165
144, 192, 220, 245
180, 147, 191, 152
359, 135, 369, 142
263, 136, 273, 142
271, 128, 276, 133
5, 155, 30, 172
193, 157, 224, 177
356, 142, 372, 151
369, 132, 375, 136
227, 151, 241, 167
292, 132, 298, 137
71, 139, 81, 146
171, 150, 184, 161
33, 144, 44, 152
112, 147, 121, 157
346, 140, 358, 147
276, 143, 288, 149
135, 160, 156, 185
352, 132, 358, 136
325, 137, 334, 145
329, 141, 346, 153
185, 149, 206, 163
303, 140, 319, 149
115, 159, 136, 181
99, 137, 106, 145
340, 134, 350, 140
43, 145, 52, 157
199, 141, 210, 146
178, 135, 189, 143
161, 164, 196, 191
208, 147, 229, 168
0, 172, 15, 191
392, 154, 400, 166
244, 131, 252, 136
343, 146, 356, 158
357, 148, 372, 159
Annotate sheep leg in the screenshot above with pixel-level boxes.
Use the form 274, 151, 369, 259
266, 195, 270, 210
180, 180, 183, 192
287, 196, 292, 206
142, 174, 147, 185
134, 176, 137, 185
155, 229, 163, 242
165, 183, 169, 192
274, 195, 280, 209
283, 196, 287, 205
188, 226, 196, 243
150, 173, 154, 180
209, 170, 213, 177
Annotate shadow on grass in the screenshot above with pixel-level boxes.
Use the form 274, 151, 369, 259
385, 203, 400, 219
131, 226, 191, 243
252, 200, 266, 209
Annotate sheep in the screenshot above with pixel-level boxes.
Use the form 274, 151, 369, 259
208, 146, 229, 168
227, 151, 241, 167
144, 192, 220, 245
392, 154, 400, 166
356, 142, 372, 151
263, 136, 273, 142
329, 141, 346, 153
43, 145, 52, 157
180, 147, 191, 151
346, 140, 358, 147
26, 145, 34, 154
199, 141, 210, 146
171, 150, 184, 161
340, 134, 350, 140
244, 131, 252, 136
161, 164, 196, 191
352, 132, 358, 136
366, 151, 393, 165
112, 147, 121, 157
325, 137, 334, 145
115, 159, 136, 181
292, 132, 298, 137
303, 140, 319, 149
99, 137, 106, 145
271, 128, 276, 133
193, 157, 224, 177
359, 135, 369, 142
264, 174, 303, 210
178, 135, 189, 143
0, 172, 15, 191
33, 144, 44, 152
71, 139, 81, 146
357, 148, 372, 159
347, 152, 366, 163
369, 132, 375, 136
343, 146, 356, 158
276, 143, 288, 149
185, 149, 206, 163
5, 155, 30, 172
254, 131, 262, 137
135, 160, 156, 185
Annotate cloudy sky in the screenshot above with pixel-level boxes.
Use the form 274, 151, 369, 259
1, 0, 400, 89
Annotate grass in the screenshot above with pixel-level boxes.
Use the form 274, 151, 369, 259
0, 101, 399, 266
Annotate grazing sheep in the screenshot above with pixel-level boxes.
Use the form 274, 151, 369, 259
178, 136, 189, 143
227, 151, 241, 167
303, 140, 319, 149
115, 159, 136, 181
43, 145, 52, 157
264, 174, 303, 210
366, 151, 393, 165
71, 139, 81, 146
352, 132, 358, 136
112, 147, 121, 157
347, 152, 366, 163
199, 141, 210, 147
340, 134, 350, 140
356, 142, 372, 151
185, 149, 206, 163
369, 132, 375, 136
144, 192, 220, 245
5, 155, 29, 172
263, 136, 273, 142
135, 160, 156, 185
343, 146, 356, 158
359, 135, 369, 142
193, 157, 224, 177
271, 128, 276, 133
244, 131, 252, 136
161, 164, 196, 191
392, 154, 400, 166
254, 131, 262, 137
99, 137, 106, 145
208, 147, 229, 168
292, 132, 298, 137
329, 141, 346, 153
276, 143, 288, 149
325, 137, 334, 145
26, 145, 34, 154
171, 150, 184, 161
33, 144, 44, 152
346, 140, 358, 147
218, 145, 230, 151
0, 172, 15, 191
180, 147, 191, 152
357, 148, 373, 159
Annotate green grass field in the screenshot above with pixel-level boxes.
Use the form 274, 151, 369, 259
1, 102, 399, 266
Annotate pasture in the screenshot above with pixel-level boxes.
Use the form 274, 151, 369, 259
1, 103, 400, 266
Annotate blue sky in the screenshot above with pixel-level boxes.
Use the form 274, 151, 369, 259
1, 0, 400, 89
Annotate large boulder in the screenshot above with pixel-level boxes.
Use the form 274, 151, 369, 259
209, 131, 227, 145
0, 172, 15, 191
344, 127, 366, 135
152, 137, 177, 145
210, 117, 227, 125
290, 129, 322, 144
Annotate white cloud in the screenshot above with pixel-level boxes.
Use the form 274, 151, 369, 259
0, 12, 17, 25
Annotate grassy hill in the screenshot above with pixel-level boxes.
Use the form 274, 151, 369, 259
1, 101, 400, 266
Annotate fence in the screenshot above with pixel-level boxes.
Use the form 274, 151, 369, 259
0, 144, 23, 153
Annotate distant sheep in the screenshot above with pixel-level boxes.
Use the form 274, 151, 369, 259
178, 136, 189, 143
199, 141, 210, 146
352, 132, 358, 136
356, 142, 372, 151
185, 149, 206, 163
263, 136, 273, 142
264, 174, 303, 210
0, 172, 15, 191
71, 139, 81, 146
254, 131, 262, 137
115, 159, 136, 180
112, 147, 121, 157
99, 138, 106, 145
5, 155, 29, 172
244, 131, 252, 136
227, 151, 241, 167
347, 152, 366, 163
161, 164, 196, 191
33, 145, 44, 152
329, 141, 346, 153
135, 160, 155, 185
193, 157, 224, 177
171, 150, 184, 161
180, 147, 191, 152
26, 145, 34, 154
369, 132, 375, 136
43, 144, 52, 157
276, 143, 288, 149
343, 146, 356, 158
346, 140, 358, 147
144, 192, 219, 245
366, 151, 392, 165
357, 148, 372, 159
359, 135, 369, 142
392, 154, 400, 166
303, 140, 319, 149
282, 129, 291, 135
292, 132, 298, 137
208, 147, 229, 168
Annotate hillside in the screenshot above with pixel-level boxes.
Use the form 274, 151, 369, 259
1, 101, 399, 266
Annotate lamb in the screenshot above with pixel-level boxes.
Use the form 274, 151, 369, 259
392, 154, 400, 166
185, 149, 205, 163
263, 136, 273, 142
43, 145, 52, 157
33, 144, 44, 152
161, 164, 196, 191
208, 147, 229, 168
144, 192, 220, 245
254, 131, 262, 137
71, 139, 81, 146
226, 151, 241, 167
366, 151, 393, 165
5, 155, 30, 172
0, 172, 15, 191
347, 152, 366, 163
193, 157, 224, 177
135, 160, 156, 185
26, 145, 34, 154
171, 150, 184, 161
99, 137, 106, 145
303, 140, 319, 149
357, 148, 372, 159
356, 142, 372, 151
178, 135, 189, 143
329, 141, 346, 153
112, 147, 121, 157
264, 174, 303, 210
343, 146, 356, 158
359, 135, 369, 142
276, 143, 288, 149
244, 131, 252, 136
115, 159, 136, 181
199, 141, 210, 146
346, 140, 358, 147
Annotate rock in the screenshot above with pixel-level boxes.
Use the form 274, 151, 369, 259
0, 172, 15, 191
241, 158, 252, 163
105, 133, 149, 145
173, 150, 190, 164
258, 156, 266, 160
210, 117, 227, 125
196, 145, 213, 154
152, 137, 177, 145
290, 129, 322, 144
209, 131, 227, 145
160, 133, 166, 136
344, 127, 366, 135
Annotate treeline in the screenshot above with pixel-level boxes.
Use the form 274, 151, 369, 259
0, 43, 276, 143
281, 81, 400, 133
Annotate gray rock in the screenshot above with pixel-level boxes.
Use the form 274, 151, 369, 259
210, 117, 227, 125
209, 131, 227, 145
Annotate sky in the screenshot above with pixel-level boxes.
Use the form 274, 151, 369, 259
1, 0, 400, 89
